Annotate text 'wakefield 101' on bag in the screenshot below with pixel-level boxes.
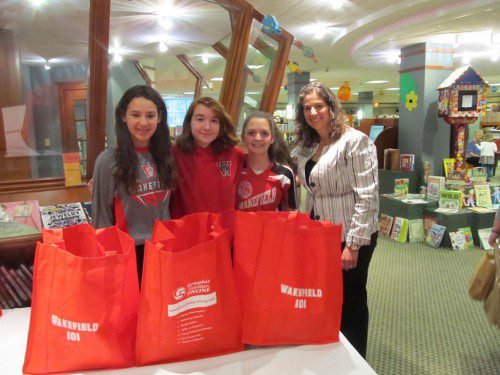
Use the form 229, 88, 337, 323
234, 210, 343, 345
136, 212, 244, 366
23, 224, 139, 374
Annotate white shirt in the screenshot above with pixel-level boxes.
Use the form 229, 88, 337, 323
292, 128, 379, 246
478, 141, 498, 157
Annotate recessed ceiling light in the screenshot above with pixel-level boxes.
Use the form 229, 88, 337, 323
248, 65, 265, 70
30, 0, 45, 6
366, 80, 389, 84
310, 78, 317, 82
184, 92, 194, 95
245, 91, 261, 95
211, 77, 223, 81
385, 87, 400, 91
352, 92, 359, 95
490, 83, 500, 86
330, 87, 340, 90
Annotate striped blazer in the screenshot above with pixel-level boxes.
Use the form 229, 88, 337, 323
292, 128, 379, 246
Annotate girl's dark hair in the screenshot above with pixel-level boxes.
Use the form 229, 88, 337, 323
114, 85, 176, 194
176, 97, 238, 154
295, 82, 347, 147
241, 111, 296, 172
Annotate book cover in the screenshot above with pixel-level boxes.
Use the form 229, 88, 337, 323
446, 170, 467, 190
427, 176, 446, 200
442, 158, 455, 178
490, 185, 500, 209
426, 223, 447, 248
438, 190, 462, 213
474, 184, 492, 208
63, 152, 82, 187
379, 214, 394, 237
460, 185, 476, 207
477, 228, 493, 250
423, 214, 439, 236
0, 200, 42, 239
458, 227, 474, 249
408, 219, 425, 243
400, 154, 415, 172
422, 160, 431, 183
470, 167, 487, 183
390, 217, 408, 242
80, 201, 93, 224
449, 231, 468, 250
394, 178, 409, 196
39, 203, 89, 229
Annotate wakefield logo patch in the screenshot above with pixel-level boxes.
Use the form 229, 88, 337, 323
216, 161, 232, 177
141, 163, 156, 179
237, 180, 253, 199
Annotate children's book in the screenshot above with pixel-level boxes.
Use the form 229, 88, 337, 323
458, 227, 474, 249
426, 223, 447, 248
0, 200, 42, 239
422, 160, 431, 183
63, 152, 83, 187
477, 228, 493, 250
400, 154, 415, 172
408, 219, 425, 243
394, 178, 409, 196
39, 203, 89, 229
470, 167, 487, 183
474, 184, 492, 208
80, 201, 93, 224
460, 185, 476, 207
442, 158, 455, 178
427, 176, 446, 200
449, 231, 468, 250
379, 214, 394, 237
390, 217, 408, 242
490, 185, 500, 209
436, 190, 461, 213
423, 214, 439, 236
446, 170, 467, 190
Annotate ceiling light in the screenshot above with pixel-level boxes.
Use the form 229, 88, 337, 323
245, 91, 261, 95
112, 54, 123, 63
202, 55, 209, 64
159, 41, 168, 53
184, 92, 194, 95
386, 51, 400, 64
491, 52, 499, 62
30, 0, 45, 6
310, 78, 317, 82
330, 87, 340, 90
385, 88, 400, 91
462, 53, 471, 64
248, 65, 265, 70
211, 77, 223, 81
366, 80, 388, 84
44, 60, 51, 70
329, 1, 344, 10
311, 22, 330, 39
352, 92, 359, 95
490, 83, 500, 86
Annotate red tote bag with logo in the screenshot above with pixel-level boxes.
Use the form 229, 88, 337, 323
136, 212, 243, 366
23, 224, 139, 374
234, 211, 343, 345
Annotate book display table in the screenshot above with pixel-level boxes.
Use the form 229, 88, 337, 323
0, 308, 376, 375
380, 195, 438, 220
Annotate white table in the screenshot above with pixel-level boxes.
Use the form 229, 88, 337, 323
0, 308, 376, 374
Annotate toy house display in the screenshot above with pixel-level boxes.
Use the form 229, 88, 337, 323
437, 65, 489, 170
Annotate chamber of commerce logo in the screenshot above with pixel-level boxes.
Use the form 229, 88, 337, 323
216, 160, 232, 177
173, 287, 186, 300
237, 180, 253, 199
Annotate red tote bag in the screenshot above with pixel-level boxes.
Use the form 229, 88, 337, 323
234, 211, 343, 345
23, 224, 139, 374
136, 212, 243, 366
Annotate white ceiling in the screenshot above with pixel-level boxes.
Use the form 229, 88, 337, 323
1, 0, 499, 105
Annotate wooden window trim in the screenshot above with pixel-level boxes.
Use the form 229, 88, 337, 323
176, 54, 205, 100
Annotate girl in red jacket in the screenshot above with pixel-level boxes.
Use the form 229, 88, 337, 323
170, 97, 246, 218
236, 111, 296, 212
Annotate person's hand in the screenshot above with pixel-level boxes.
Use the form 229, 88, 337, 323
342, 247, 359, 271
488, 230, 499, 248
87, 178, 94, 194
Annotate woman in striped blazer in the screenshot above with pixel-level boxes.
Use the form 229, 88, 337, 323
291, 82, 379, 358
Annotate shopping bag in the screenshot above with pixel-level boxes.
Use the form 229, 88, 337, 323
468, 252, 495, 301
234, 210, 343, 345
23, 224, 139, 374
484, 243, 500, 327
136, 212, 243, 365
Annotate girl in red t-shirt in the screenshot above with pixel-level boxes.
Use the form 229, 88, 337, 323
170, 97, 246, 218
236, 111, 296, 212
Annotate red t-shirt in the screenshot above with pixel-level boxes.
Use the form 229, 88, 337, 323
170, 144, 246, 218
236, 162, 296, 212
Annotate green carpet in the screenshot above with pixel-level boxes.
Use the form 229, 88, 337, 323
366, 236, 500, 375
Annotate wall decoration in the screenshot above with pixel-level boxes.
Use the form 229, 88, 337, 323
262, 15, 281, 35
287, 60, 302, 74
400, 73, 417, 103
405, 91, 418, 111
437, 65, 489, 170
293, 40, 318, 63
337, 81, 351, 101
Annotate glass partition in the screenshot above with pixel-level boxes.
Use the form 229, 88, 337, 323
0, 2, 90, 184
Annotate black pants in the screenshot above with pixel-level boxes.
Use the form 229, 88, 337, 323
466, 156, 480, 167
135, 244, 145, 286
340, 232, 378, 359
